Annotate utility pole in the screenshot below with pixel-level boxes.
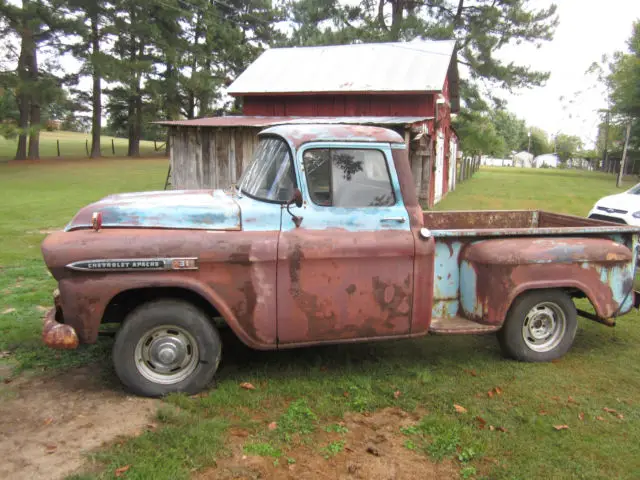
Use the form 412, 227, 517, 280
601, 110, 610, 172
617, 122, 632, 188
527, 130, 531, 153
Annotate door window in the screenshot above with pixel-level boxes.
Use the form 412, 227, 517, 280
303, 149, 395, 207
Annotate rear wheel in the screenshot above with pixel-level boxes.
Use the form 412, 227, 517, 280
113, 299, 221, 397
498, 290, 577, 362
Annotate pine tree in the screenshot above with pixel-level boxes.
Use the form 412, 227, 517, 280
64, 0, 114, 158
0, 0, 70, 159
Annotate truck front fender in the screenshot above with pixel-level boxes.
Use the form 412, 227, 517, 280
459, 237, 635, 324
58, 274, 277, 350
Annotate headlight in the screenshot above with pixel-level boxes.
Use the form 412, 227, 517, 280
632, 211, 640, 219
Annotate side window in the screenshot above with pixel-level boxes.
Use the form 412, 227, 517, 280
303, 149, 396, 208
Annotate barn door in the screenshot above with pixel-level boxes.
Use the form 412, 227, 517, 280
434, 131, 445, 203
448, 137, 457, 191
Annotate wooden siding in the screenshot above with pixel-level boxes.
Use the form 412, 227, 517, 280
169, 127, 260, 190
243, 94, 435, 117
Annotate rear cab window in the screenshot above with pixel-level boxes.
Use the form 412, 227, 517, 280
302, 148, 396, 207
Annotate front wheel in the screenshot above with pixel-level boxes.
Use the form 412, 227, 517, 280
497, 289, 577, 362
113, 299, 222, 397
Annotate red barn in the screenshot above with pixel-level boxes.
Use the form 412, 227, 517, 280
162, 40, 459, 207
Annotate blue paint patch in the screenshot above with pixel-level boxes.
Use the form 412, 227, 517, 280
66, 189, 241, 231
235, 194, 282, 232
432, 300, 459, 319
433, 241, 461, 299
460, 260, 481, 318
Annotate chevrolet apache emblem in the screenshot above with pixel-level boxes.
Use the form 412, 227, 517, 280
66, 257, 198, 272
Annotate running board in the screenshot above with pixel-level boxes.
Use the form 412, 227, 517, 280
429, 316, 500, 335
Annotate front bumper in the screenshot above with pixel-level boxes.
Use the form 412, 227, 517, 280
42, 289, 79, 349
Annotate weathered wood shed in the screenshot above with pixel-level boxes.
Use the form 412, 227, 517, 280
160, 39, 460, 207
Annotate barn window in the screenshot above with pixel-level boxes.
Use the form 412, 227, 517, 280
303, 149, 395, 208
239, 137, 295, 203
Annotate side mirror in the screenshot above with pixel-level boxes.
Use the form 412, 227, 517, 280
286, 188, 303, 227
289, 188, 303, 208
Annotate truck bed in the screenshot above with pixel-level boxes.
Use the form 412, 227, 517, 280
423, 210, 640, 237
425, 210, 640, 334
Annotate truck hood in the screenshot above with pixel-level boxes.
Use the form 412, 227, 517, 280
65, 189, 241, 231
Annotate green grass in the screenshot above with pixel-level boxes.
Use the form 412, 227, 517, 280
435, 167, 638, 215
0, 157, 168, 374
3, 165, 640, 479
0, 131, 161, 161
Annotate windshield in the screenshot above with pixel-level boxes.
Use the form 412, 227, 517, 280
239, 137, 294, 202
628, 184, 640, 195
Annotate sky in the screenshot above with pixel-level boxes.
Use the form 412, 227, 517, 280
497, 0, 640, 148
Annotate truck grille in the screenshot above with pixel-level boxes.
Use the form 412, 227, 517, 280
588, 213, 627, 224
597, 206, 628, 214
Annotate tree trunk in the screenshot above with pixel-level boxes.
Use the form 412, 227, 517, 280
186, 13, 202, 119
390, 0, 404, 41
15, 36, 30, 161
90, 12, 102, 158
27, 36, 39, 160
128, 41, 143, 157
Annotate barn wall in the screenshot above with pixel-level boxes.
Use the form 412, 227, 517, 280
243, 94, 435, 117
169, 126, 260, 190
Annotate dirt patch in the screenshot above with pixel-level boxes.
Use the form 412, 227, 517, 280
0, 367, 158, 480
198, 407, 457, 480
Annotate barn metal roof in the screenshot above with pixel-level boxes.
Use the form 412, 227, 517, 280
157, 115, 431, 128
227, 40, 457, 95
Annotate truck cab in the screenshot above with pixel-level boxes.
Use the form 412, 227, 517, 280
41, 124, 640, 397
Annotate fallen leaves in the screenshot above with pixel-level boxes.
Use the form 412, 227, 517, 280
487, 425, 508, 433
596, 416, 605, 421
475, 416, 487, 428
464, 369, 477, 377
617, 414, 625, 420
603, 407, 617, 414
190, 391, 209, 399
567, 396, 578, 405
1, 308, 16, 315
239, 382, 256, 390
268, 421, 277, 431
454, 404, 467, 414
553, 425, 569, 431
578, 412, 585, 421
487, 387, 503, 398
43, 417, 54, 426
393, 390, 401, 400
538, 410, 548, 416
0, 351, 11, 359
115, 465, 131, 477
45, 444, 57, 454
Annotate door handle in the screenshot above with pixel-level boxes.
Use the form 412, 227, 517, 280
380, 217, 406, 223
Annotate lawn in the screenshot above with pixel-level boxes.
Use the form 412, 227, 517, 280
0, 131, 162, 161
2, 165, 640, 479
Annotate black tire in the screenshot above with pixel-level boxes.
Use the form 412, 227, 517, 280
497, 289, 577, 362
113, 299, 221, 397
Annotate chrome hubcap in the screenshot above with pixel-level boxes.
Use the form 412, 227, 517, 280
522, 302, 566, 352
135, 326, 199, 384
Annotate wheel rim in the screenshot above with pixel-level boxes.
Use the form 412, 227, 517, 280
134, 325, 199, 385
521, 301, 567, 352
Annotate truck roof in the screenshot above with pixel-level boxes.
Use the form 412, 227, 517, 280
259, 124, 405, 149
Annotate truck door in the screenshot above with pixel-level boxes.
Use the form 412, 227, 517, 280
277, 143, 415, 345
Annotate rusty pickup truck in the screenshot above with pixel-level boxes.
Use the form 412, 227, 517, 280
41, 124, 640, 397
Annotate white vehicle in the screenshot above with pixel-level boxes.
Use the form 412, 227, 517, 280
588, 184, 640, 225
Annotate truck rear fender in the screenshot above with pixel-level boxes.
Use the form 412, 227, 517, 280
459, 237, 635, 324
